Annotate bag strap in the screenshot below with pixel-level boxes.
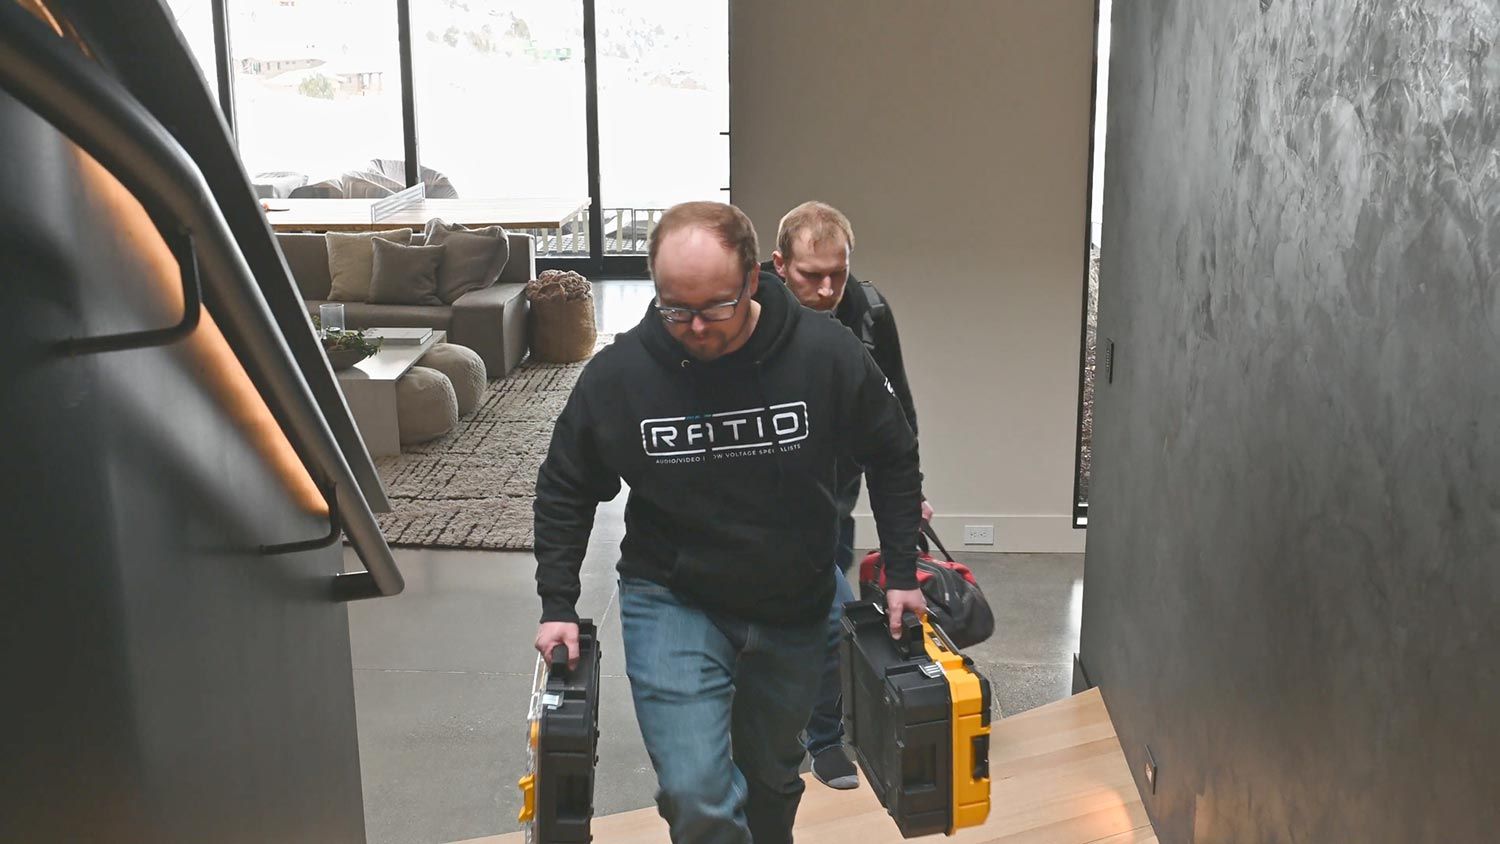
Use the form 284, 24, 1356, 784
916, 521, 957, 562
879, 521, 955, 586
859, 279, 888, 319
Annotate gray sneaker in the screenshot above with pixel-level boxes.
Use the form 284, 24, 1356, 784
811, 746, 859, 790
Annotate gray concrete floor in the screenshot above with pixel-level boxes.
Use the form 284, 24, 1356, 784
345, 280, 1085, 843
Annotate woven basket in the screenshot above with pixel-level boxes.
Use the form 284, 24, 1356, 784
526, 271, 597, 363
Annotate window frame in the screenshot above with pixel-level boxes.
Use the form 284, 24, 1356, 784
190, 0, 730, 279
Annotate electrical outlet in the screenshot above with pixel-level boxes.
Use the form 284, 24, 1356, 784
963, 524, 994, 545
1143, 745, 1158, 795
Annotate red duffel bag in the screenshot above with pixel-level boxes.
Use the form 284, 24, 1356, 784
859, 522, 996, 649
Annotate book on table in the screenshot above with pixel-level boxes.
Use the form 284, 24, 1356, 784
363, 327, 432, 346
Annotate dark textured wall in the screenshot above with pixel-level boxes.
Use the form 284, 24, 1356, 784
1080, 1, 1499, 842
0, 90, 365, 841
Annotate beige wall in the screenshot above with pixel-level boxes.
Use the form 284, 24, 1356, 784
731, 0, 1094, 553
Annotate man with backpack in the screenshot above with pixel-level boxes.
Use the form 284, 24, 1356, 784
762, 201, 933, 790
533, 201, 927, 843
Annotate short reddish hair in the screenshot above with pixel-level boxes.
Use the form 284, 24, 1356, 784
776, 201, 854, 259
648, 201, 760, 277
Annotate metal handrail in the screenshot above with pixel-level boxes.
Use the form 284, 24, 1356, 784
0, 5, 402, 602
56, 225, 203, 356
260, 481, 344, 556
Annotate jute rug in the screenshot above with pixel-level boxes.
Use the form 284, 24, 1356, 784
373, 336, 614, 550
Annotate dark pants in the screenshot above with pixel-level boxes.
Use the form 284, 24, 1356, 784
803, 515, 857, 755
620, 577, 827, 844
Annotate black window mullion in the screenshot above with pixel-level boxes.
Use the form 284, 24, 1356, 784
582, 0, 604, 275
396, 0, 420, 190
211, 0, 236, 137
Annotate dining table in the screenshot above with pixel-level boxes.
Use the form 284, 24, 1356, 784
264, 196, 588, 233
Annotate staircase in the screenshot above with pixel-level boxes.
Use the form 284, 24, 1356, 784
471, 688, 1155, 843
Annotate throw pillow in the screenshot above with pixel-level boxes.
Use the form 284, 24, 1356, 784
367, 239, 446, 306
326, 228, 414, 302
423, 218, 510, 304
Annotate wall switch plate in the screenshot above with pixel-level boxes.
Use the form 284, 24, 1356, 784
1143, 745, 1158, 795
963, 524, 994, 545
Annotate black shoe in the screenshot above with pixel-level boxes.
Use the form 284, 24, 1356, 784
811, 746, 859, 790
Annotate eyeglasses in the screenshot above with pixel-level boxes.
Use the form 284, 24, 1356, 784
655, 277, 749, 324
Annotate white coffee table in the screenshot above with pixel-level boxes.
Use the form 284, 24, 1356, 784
336, 330, 445, 457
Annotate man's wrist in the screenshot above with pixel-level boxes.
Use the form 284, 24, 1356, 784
539, 597, 580, 625
883, 564, 919, 591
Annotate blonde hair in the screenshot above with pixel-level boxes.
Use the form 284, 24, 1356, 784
648, 201, 759, 276
776, 201, 855, 259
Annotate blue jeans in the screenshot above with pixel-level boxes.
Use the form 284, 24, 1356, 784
620, 577, 827, 844
803, 516, 858, 755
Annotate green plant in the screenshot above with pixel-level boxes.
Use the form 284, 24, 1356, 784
299, 73, 336, 100
311, 317, 382, 356
321, 328, 383, 356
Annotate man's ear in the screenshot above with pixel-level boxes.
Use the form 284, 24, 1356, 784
747, 268, 760, 297
771, 250, 787, 278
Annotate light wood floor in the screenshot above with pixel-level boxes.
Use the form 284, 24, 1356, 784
469, 688, 1155, 844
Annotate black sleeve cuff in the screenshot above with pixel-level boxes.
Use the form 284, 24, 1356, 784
881, 552, 919, 591
539, 596, 580, 625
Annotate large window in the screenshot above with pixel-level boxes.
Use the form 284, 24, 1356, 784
1074, 0, 1112, 527
179, 0, 728, 272
596, 0, 728, 254
231, 0, 405, 192
412, 1, 587, 201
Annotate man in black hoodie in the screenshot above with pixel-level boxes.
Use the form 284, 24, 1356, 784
762, 201, 932, 790
533, 201, 926, 843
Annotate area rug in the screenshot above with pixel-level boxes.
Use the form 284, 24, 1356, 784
373, 336, 614, 550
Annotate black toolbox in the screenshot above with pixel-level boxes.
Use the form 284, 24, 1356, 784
840, 602, 992, 837
517, 619, 601, 843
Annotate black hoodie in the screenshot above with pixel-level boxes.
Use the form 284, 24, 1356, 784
758, 263, 921, 517
758, 261, 918, 436
534, 276, 923, 626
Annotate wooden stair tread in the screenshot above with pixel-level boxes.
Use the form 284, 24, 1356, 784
467, 688, 1155, 844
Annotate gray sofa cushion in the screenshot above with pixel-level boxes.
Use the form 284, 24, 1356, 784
305, 299, 453, 330
424, 218, 509, 304
282, 231, 535, 377
326, 229, 413, 302
368, 239, 445, 306
279, 232, 335, 299
278, 231, 532, 299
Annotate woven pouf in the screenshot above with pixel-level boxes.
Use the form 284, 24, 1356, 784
419, 342, 487, 416
396, 366, 459, 445
526, 270, 597, 363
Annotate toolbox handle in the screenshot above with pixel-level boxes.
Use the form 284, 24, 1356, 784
896, 611, 925, 659
548, 644, 570, 678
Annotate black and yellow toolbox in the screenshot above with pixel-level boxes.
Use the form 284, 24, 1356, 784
840, 602, 992, 837
517, 619, 601, 843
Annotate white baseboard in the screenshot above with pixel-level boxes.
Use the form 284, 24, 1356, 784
851, 513, 1085, 554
